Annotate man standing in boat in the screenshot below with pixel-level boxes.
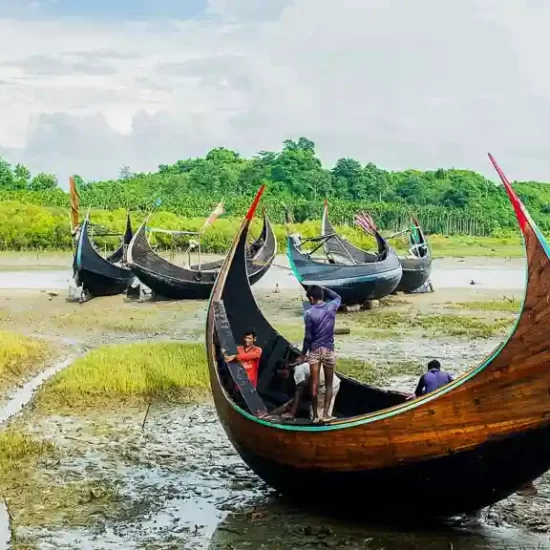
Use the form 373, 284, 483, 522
223, 330, 262, 388
413, 359, 453, 397
302, 285, 341, 422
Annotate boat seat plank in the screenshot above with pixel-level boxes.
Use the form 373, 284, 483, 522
213, 300, 268, 417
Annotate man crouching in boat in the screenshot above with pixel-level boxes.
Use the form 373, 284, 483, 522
409, 359, 453, 399
223, 329, 262, 388
270, 357, 341, 422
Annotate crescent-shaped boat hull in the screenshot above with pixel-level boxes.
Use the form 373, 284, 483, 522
321, 204, 432, 295
396, 256, 432, 293
73, 217, 135, 298
205, 159, 550, 518
287, 239, 402, 306
127, 213, 276, 300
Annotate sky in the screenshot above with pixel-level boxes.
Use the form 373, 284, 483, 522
1, 0, 550, 187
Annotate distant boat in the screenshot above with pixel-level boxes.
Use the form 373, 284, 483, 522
286, 203, 402, 306
72, 213, 134, 300
321, 202, 431, 294
127, 211, 277, 300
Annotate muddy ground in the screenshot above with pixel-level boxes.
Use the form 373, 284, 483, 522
0, 277, 549, 549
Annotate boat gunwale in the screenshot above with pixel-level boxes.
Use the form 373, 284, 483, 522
206, 160, 542, 433
127, 213, 277, 284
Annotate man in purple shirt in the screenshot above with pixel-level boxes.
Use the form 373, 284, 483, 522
302, 285, 341, 422
414, 360, 453, 397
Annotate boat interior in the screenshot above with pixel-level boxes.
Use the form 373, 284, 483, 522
212, 245, 411, 425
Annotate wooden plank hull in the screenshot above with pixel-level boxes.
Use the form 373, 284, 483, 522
205, 159, 550, 518
212, 389, 550, 516
127, 214, 276, 300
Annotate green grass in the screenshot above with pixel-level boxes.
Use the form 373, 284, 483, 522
448, 299, 521, 313
0, 331, 51, 391
35, 342, 209, 411
351, 311, 513, 338
425, 234, 524, 258
336, 358, 424, 387
0, 431, 53, 468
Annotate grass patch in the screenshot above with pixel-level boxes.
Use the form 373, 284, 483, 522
0, 331, 50, 392
34, 342, 209, 411
350, 310, 512, 339
337, 358, 425, 387
0, 431, 53, 470
414, 314, 512, 338
426, 234, 524, 258
51, 307, 167, 334
336, 357, 383, 385
384, 360, 425, 378
448, 299, 521, 313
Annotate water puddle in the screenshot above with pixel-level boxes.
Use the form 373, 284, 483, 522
0, 499, 9, 550
0, 352, 85, 426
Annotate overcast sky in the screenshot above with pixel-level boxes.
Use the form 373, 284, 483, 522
1, 0, 549, 187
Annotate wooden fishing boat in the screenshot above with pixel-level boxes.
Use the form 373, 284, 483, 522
105, 213, 133, 264
205, 158, 550, 518
127, 212, 276, 300
72, 214, 135, 300
288, 209, 402, 306
321, 203, 432, 294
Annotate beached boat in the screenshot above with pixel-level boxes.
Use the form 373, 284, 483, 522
394, 215, 432, 293
288, 208, 402, 306
321, 203, 431, 294
127, 212, 276, 300
205, 158, 550, 517
72, 215, 135, 300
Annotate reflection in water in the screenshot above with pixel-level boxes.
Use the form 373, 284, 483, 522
209, 497, 549, 550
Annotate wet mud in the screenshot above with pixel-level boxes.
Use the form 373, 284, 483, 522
0, 264, 547, 549
4, 403, 550, 549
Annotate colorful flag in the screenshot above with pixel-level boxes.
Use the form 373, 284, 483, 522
69, 176, 80, 233
199, 201, 224, 233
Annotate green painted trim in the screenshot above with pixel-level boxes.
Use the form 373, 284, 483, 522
286, 237, 303, 283
225, 231, 531, 433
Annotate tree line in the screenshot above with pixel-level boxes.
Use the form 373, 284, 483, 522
1, 137, 550, 236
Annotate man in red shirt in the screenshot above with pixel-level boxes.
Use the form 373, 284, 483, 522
223, 330, 262, 388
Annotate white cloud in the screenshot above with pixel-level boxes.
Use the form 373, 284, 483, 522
1, 0, 550, 186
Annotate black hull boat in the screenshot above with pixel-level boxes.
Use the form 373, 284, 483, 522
126, 211, 277, 300
321, 203, 431, 294
205, 156, 550, 518
72, 215, 135, 300
288, 207, 402, 306
394, 216, 432, 293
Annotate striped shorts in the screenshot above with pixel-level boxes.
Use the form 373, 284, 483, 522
308, 347, 336, 369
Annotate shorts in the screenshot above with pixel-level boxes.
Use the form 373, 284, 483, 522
308, 347, 336, 369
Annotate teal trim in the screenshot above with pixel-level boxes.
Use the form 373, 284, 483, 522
76, 219, 85, 270
214, 192, 546, 434
286, 238, 303, 283
225, 228, 534, 433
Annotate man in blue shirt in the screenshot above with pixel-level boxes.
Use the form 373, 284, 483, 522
302, 285, 341, 422
414, 360, 453, 397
